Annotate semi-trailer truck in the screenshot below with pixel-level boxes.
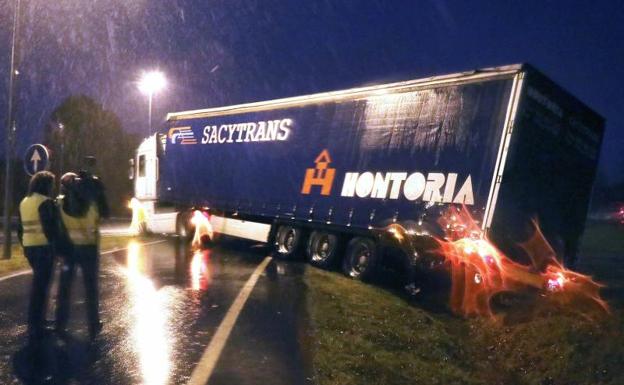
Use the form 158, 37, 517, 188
130, 64, 604, 281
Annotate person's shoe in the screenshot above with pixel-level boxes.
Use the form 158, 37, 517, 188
404, 283, 421, 296
43, 319, 56, 332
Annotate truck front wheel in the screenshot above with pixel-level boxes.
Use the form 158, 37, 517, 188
137, 221, 147, 235
342, 237, 378, 281
307, 231, 340, 269
176, 213, 193, 241
274, 225, 304, 259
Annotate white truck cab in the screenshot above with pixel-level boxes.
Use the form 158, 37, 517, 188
131, 134, 179, 234
130, 133, 271, 241
134, 134, 159, 200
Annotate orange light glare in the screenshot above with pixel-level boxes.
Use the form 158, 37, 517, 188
387, 205, 609, 318
129, 198, 147, 234
191, 210, 214, 249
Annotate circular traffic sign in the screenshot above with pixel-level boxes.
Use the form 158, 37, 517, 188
23, 144, 50, 176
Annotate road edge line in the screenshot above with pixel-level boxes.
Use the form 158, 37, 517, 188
0, 270, 31, 282
0, 238, 167, 282
187, 256, 273, 385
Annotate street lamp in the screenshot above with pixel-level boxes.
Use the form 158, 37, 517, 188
57, 122, 65, 176
3, 0, 22, 259
138, 71, 166, 136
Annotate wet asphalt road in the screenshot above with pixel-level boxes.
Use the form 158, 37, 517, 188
0, 237, 313, 385
0, 219, 134, 242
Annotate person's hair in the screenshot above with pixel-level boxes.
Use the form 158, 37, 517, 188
61, 172, 91, 217
27, 171, 55, 197
60, 172, 77, 196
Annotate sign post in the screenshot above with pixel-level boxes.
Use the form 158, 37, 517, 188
1, 144, 51, 258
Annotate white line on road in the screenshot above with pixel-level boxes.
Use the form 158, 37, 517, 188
187, 256, 273, 385
0, 239, 167, 283
0, 270, 31, 282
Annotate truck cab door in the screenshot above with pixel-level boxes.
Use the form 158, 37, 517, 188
134, 135, 159, 200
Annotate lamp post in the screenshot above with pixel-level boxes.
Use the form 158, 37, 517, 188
3, 0, 22, 259
58, 122, 65, 177
138, 71, 166, 136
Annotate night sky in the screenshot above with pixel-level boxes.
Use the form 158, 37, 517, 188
1, 0, 622, 182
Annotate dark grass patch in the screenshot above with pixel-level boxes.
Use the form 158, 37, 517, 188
579, 221, 624, 255
305, 221, 624, 385
0, 245, 30, 276
578, 222, 624, 308
306, 267, 482, 385
306, 268, 624, 385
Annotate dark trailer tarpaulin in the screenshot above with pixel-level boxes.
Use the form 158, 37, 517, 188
160, 64, 604, 265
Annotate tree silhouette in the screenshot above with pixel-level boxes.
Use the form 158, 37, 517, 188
44, 95, 138, 215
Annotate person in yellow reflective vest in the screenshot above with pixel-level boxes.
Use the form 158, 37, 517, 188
55, 172, 104, 340
17, 171, 65, 346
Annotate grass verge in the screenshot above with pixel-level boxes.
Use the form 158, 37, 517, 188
306, 268, 480, 385
305, 222, 624, 385
0, 235, 146, 277
0, 244, 31, 277
579, 221, 624, 255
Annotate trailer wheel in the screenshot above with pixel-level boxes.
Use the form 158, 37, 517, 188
307, 231, 340, 269
274, 225, 304, 259
342, 237, 378, 281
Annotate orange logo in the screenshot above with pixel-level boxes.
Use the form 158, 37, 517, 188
301, 150, 336, 196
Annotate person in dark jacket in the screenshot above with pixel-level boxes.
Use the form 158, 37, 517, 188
78, 156, 110, 219
17, 171, 67, 346
55, 172, 103, 340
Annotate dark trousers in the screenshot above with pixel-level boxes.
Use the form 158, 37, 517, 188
56, 245, 100, 336
24, 246, 55, 343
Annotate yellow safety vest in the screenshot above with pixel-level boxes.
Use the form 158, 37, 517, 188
60, 201, 100, 245
19, 193, 51, 247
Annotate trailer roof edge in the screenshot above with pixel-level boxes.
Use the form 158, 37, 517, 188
167, 64, 525, 121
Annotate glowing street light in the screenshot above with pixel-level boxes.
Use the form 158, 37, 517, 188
138, 71, 166, 135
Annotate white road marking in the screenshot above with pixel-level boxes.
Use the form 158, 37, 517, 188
187, 256, 273, 385
0, 269, 31, 282
0, 239, 168, 282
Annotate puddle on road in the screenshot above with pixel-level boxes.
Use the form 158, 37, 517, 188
104, 238, 272, 385
123, 241, 174, 385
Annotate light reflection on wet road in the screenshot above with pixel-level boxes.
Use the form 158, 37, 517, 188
124, 241, 173, 385
0, 238, 311, 385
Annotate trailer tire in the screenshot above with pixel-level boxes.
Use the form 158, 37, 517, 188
342, 237, 378, 281
274, 225, 304, 260
307, 231, 341, 269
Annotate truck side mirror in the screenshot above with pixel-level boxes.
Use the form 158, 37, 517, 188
129, 158, 135, 180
